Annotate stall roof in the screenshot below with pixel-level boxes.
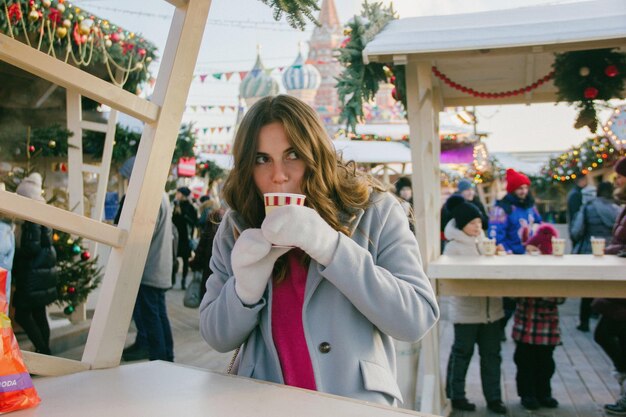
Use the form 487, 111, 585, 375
332, 140, 412, 164
363, 0, 626, 106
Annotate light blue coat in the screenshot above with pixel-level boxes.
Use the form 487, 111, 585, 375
0, 220, 15, 309
199, 192, 439, 406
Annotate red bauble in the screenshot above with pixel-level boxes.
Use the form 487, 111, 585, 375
584, 87, 599, 99
67, 286, 76, 294
81, 251, 91, 261
389, 76, 396, 84
605, 65, 619, 78
59, 162, 68, 173
391, 88, 398, 100
28, 145, 35, 152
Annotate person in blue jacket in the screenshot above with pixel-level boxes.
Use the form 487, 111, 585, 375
488, 169, 542, 254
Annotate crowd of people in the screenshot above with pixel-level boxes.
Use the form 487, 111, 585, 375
439, 157, 626, 414
1, 94, 625, 413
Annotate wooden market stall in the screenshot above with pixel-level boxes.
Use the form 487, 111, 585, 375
362, 0, 626, 414
0, 1, 438, 416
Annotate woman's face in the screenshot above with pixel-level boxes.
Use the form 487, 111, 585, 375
253, 122, 306, 195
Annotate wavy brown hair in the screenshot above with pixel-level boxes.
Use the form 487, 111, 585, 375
223, 95, 385, 235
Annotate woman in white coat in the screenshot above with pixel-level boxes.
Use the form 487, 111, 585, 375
199, 95, 439, 406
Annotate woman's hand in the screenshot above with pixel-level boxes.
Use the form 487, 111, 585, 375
261, 205, 340, 266
231, 229, 288, 305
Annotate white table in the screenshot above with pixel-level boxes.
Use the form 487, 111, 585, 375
12, 361, 436, 417
428, 254, 626, 297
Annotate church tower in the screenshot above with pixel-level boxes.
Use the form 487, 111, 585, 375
307, 0, 343, 126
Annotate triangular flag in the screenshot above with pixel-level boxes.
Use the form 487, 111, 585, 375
200, 74, 208, 83
239, 71, 248, 80
191, 106, 197, 112
202, 106, 208, 112
229, 106, 236, 111
212, 73, 222, 80
202, 128, 208, 134
207, 105, 214, 110
218, 127, 223, 133
210, 127, 216, 134
225, 72, 233, 81
250, 69, 260, 77
226, 126, 231, 133
278, 66, 285, 72
219, 106, 225, 113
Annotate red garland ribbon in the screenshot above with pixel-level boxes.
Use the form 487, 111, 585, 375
7, 3, 23, 24
432, 66, 554, 99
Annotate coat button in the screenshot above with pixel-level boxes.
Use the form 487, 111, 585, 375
318, 342, 331, 354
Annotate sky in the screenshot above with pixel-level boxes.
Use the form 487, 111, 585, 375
74, 0, 622, 153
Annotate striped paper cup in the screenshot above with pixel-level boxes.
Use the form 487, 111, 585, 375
263, 193, 306, 215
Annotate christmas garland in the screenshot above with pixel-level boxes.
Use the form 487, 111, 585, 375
336, 2, 405, 132
0, 0, 157, 93
542, 135, 625, 182
552, 48, 626, 133
259, 0, 319, 30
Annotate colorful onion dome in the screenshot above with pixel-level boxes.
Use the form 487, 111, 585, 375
239, 52, 279, 99
282, 51, 321, 91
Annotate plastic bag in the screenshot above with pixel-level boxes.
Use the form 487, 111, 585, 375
0, 267, 41, 413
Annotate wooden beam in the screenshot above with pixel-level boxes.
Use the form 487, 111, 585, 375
22, 351, 90, 376
0, 33, 159, 123
0, 191, 127, 247
164, 0, 189, 6
80, 120, 109, 133
34, 84, 58, 108
67, 90, 85, 217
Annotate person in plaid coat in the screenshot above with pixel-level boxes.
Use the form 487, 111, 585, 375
512, 297, 565, 410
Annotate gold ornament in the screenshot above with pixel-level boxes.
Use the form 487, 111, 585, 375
42, 0, 51, 8
67, 238, 74, 245
28, 9, 40, 22
579, 66, 590, 77
146, 57, 152, 63
343, 27, 352, 36
48, 140, 57, 149
135, 63, 144, 70
78, 15, 84, 22
56, 26, 67, 38
104, 39, 112, 48
57, 3, 66, 13
79, 19, 93, 35
63, 19, 72, 28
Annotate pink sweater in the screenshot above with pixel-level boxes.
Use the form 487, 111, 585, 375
271, 249, 317, 390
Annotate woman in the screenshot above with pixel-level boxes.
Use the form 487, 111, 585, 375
13, 173, 58, 355
199, 95, 439, 406
606, 156, 626, 255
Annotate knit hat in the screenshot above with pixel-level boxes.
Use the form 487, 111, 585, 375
16, 172, 44, 201
506, 168, 531, 193
524, 223, 559, 255
446, 195, 482, 230
177, 186, 191, 197
395, 177, 411, 195
457, 179, 474, 192
615, 156, 626, 177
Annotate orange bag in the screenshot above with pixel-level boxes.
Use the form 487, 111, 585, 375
0, 268, 41, 413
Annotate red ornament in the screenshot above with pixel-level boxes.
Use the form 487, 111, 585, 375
584, 87, 599, 99
138, 48, 146, 57
67, 286, 76, 294
59, 162, 68, 173
28, 145, 35, 152
81, 251, 91, 261
110, 32, 120, 43
389, 76, 396, 84
391, 87, 398, 100
605, 65, 619, 78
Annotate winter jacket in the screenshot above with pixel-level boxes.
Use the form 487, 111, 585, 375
0, 220, 15, 308
512, 298, 564, 346
199, 191, 439, 406
443, 220, 504, 324
606, 206, 626, 255
172, 199, 197, 258
488, 193, 542, 254
141, 193, 174, 289
566, 186, 583, 232
591, 298, 626, 321
570, 197, 620, 254
12, 222, 58, 308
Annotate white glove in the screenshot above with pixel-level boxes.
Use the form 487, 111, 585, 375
232, 228, 289, 305
261, 205, 340, 267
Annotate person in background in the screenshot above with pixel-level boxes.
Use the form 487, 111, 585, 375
512, 296, 564, 410
172, 186, 197, 289
591, 297, 626, 415
606, 156, 626, 255
393, 177, 415, 232
441, 179, 489, 238
0, 183, 15, 311
524, 223, 559, 255
190, 202, 225, 300
567, 175, 588, 252
12, 173, 58, 355
489, 169, 542, 339
199, 95, 439, 405
571, 181, 620, 332
443, 195, 507, 414
115, 158, 175, 362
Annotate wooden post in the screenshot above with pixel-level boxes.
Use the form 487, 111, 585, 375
81, 0, 212, 369
66, 90, 84, 216
406, 59, 447, 415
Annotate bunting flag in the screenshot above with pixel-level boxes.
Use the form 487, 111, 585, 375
250, 69, 261, 77
200, 74, 208, 83
239, 71, 248, 80
225, 72, 233, 81
190, 106, 197, 112
226, 127, 232, 133
210, 127, 216, 134
202, 106, 208, 112
202, 128, 209, 134
212, 73, 223, 80
219, 106, 225, 113
218, 127, 223, 133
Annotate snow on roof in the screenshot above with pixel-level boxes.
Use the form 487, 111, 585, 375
332, 140, 412, 164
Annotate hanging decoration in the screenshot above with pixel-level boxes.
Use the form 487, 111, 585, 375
258, 0, 319, 30
603, 105, 626, 150
336, 2, 404, 132
0, 0, 157, 93
552, 48, 626, 133
542, 136, 625, 182
432, 66, 554, 99
53, 231, 102, 314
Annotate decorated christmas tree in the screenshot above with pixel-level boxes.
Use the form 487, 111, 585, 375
52, 231, 102, 315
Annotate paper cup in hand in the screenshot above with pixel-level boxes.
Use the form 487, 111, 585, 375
264, 193, 306, 215
591, 237, 605, 256
481, 238, 496, 256
551, 237, 565, 256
